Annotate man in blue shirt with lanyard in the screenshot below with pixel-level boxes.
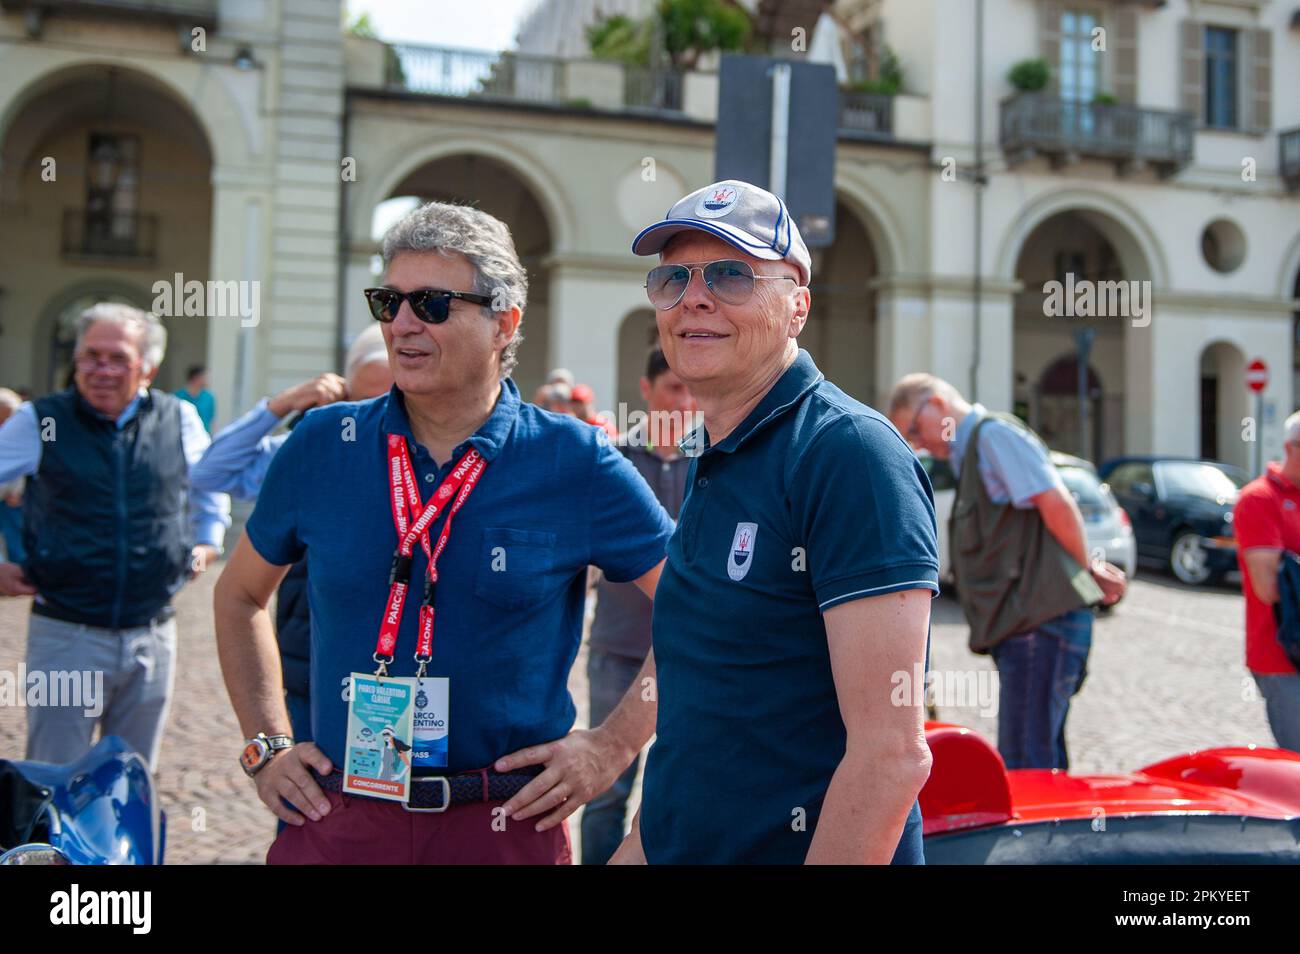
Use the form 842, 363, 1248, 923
214, 201, 674, 864
612, 180, 939, 864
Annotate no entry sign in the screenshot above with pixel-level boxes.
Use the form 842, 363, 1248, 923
1246, 359, 1269, 393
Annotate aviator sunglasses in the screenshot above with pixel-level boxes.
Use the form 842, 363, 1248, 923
364, 287, 495, 325
644, 259, 797, 310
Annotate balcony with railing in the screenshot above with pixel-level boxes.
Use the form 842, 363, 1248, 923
376, 43, 688, 117
352, 39, 900, 140
0, 0, 216, 30
839, 90, 893, 139
1281, 127, 1300, 192
1001, 93, 1194, 176
62, 209, 158, 264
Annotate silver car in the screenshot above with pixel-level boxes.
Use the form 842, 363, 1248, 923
919, 450, 1136, 600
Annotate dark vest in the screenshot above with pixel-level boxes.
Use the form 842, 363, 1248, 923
23, 387, 191, 628
950, 412, 1103, 654
274, 556, 311, 698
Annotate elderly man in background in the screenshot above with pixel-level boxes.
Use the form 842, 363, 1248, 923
0, 303, 230, 770
192, 324, 393, 747
887, 373, 1124, 770
614, 180, 938, 864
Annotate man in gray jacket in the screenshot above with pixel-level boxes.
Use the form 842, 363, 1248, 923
581, 346, 695, 865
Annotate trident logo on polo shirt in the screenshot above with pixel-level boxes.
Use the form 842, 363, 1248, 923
727, 522, 758, 581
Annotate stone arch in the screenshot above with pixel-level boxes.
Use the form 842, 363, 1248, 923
995, 187, 1166, 287
347, 134, 575, 254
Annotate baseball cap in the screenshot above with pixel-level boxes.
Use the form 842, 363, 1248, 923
631, 179, 812, 285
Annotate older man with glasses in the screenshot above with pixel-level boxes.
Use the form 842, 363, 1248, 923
610, 180, 939, 864
214, 200, 675, 864
886, 373, 1125, 770
0, 303, 230, 770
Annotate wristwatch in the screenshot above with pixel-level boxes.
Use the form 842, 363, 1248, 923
240, 732, 294, 777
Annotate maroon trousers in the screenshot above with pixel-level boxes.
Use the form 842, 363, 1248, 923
267, 790, 572, 865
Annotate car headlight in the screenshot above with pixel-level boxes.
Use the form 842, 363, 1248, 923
0, 843, 71, 865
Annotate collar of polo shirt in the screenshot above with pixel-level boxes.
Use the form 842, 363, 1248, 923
381, 380, 520, 462
692, 350, 823, 456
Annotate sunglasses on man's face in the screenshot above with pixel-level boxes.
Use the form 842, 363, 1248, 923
363, 287, 495, 325
644, 259, 796, 310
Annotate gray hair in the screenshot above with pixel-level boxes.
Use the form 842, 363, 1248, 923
344, 323, 388, 387
887, 372, 963, 418
75, 302, 167, 374
1284, 410, 1300, 444
381, 201, 528, 378
0, 387, 20, 412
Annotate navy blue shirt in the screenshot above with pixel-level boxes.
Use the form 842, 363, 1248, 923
641, 350, 939, 864
244, 379, 674, 773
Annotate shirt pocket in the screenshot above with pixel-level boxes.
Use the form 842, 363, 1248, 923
473, 527, 560, 612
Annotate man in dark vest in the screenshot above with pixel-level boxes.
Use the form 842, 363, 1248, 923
0, 303, 230, 770
888, 373, 1125, 769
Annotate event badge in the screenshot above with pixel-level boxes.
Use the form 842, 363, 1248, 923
343, 672, 416, 802
411, 677, 450, 769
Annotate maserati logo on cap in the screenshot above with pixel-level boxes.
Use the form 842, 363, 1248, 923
696, 185, 740, 219
727, 522, 758, 581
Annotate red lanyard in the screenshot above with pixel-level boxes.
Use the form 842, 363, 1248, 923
374, 434, 486, 674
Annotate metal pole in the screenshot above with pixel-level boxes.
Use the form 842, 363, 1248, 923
1255, 392, 1263, 475
969, 0, 984, 402
1075, 327, 1094, 460
769, 62, 791, 199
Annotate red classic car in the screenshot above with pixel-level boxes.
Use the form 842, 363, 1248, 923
920, 722, 1300, 863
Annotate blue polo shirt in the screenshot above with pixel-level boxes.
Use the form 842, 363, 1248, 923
244, 379, 674, 773
641, 350, 939, 864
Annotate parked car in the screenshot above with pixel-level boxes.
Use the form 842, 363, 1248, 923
0, 735, 164, 865
1098, 456, 1248, 586
919, 450, 1136, 590
921, 721, 1300, 863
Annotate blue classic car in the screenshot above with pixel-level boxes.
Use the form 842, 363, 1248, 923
1097, 456, 1249, 586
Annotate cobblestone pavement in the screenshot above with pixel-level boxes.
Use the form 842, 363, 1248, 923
0, 555, 1276, 863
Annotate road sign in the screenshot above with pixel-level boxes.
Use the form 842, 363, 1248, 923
714, 54, 839, 247
1246, 359, 1268, 393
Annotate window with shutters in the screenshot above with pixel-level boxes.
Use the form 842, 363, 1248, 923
1204, 26, 1238, 129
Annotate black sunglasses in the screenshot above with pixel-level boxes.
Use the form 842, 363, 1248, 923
645, 259, 796, 310
363, 287, 495, 325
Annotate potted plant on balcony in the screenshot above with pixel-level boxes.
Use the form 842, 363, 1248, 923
1091, 91, 1119, 144
1007, 57, 1050, 93
850, 45, 903, 95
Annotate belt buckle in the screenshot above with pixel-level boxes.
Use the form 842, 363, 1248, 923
403, 776, 451, 813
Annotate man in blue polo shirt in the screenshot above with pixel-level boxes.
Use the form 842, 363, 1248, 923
214, 200, 673, 864
611, 180, 938, 864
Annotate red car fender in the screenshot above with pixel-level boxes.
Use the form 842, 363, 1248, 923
921, 722, 1300, 834
1136, 747, 1300, 816
919, 722, 1012, 835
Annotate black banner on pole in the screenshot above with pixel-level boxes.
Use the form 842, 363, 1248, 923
714, 54, 838, 248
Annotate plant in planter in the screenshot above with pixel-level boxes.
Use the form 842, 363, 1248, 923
1092, 92, 1117, 105
852, 44, 904, 95
1008, 57, 1050, 93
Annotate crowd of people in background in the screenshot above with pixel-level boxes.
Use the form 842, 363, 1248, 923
0, 179, 1295, 867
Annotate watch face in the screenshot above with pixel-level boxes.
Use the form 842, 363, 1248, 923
241, 739, 268, 772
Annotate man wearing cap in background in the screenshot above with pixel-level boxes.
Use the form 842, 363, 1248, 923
610, 180, 938, 864
193, 324, 394, 747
